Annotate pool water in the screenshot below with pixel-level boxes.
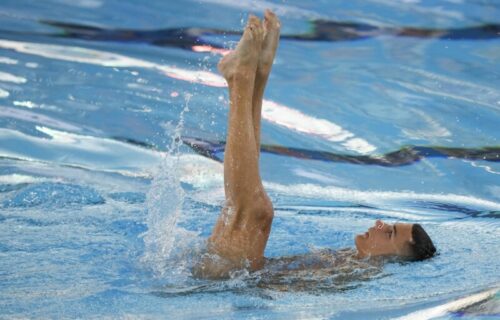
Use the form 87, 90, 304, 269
1, 0, 499, 318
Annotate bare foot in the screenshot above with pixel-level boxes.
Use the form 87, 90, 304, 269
258, 10, 280, 78
218, 15, 264, 82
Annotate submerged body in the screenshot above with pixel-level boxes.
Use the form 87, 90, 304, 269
261, 248, 382, 291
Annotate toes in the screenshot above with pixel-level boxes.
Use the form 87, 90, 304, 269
264, 10, 280, 29
247, 15, 260, 32
247, 15, 263, 40
248, 14, 260, 26
264, 9, 275, 20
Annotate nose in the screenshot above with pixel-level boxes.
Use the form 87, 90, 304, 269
375, 219, 384, 230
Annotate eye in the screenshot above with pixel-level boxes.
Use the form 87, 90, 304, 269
387, 230, 393, 238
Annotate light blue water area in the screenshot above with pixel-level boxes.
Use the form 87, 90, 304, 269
0, 0, 499, 319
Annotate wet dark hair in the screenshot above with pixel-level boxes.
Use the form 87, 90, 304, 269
407, 224, 436, 261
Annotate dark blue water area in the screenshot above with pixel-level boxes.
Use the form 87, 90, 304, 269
0, 0, 499, 318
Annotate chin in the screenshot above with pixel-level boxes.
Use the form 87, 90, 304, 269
354, 234, 370, 258
354, 234, 363, 250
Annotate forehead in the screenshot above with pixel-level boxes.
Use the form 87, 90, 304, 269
394, 223, 413, 241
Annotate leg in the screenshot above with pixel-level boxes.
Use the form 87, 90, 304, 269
252, 10, 281, 158
195, 15, 275, 278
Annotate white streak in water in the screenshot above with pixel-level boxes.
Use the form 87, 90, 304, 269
0, 71, 27, 84
0, 88, 9, 98
56, 0, 102, 8
395, 287, 499, 320
0, 39, 156, 68
25, 62, 38, 68
262, 100, 377, 154
293, 168, 344, 185
402, 108, 451, 140
277, 205, 429, 221
0, 39, 225, 86
464, 160, 500, 175
266, 182, 500, 211
156, 65, 226, 88
398, 66, 500, 111
342, 137, 377, 155
132, 155, 500, 215
0, 174, 50, 184
0, 126, 161, 176
0, 57, 18, 64
13, 101, 37, 109
0, 106, 82, 132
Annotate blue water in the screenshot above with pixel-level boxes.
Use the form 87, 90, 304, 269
1, 0, 499, 318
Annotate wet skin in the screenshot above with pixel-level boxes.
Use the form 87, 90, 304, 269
196, 12, 417, 279
194, 11, 280, 279
355, 220, 414, 258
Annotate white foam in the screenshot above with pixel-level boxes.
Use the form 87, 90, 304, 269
0, 71, 27, 84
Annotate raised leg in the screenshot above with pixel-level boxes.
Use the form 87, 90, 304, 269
194, 14, 276, 279
252, 10, 281, 158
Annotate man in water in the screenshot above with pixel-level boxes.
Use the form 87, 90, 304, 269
195, 10, 436, 279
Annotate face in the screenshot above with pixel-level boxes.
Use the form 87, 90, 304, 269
355, 220, 414, 258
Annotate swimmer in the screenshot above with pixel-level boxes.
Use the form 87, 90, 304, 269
194, 10, 436, 279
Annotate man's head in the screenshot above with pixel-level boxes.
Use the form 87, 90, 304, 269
355, 220, 436, 261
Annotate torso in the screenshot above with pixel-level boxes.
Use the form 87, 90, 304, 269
193, 248, 383, 292
255, 248, 383, 292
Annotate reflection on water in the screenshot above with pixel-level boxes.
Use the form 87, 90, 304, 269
30, 18, 500, 56
0, 0, 499, 318
0, 39, 375, 153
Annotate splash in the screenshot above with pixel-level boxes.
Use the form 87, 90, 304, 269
141, 93, 200, 278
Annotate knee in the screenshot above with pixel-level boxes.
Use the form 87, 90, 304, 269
249, 193, 274, 225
